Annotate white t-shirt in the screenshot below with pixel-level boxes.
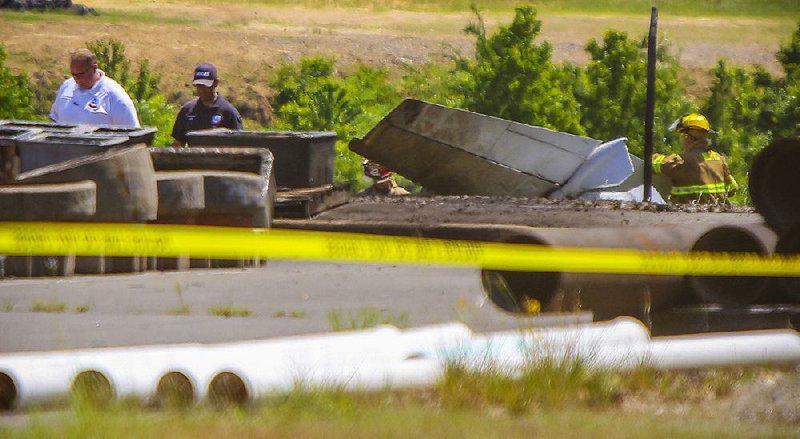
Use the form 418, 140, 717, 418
49, 70, 141, 128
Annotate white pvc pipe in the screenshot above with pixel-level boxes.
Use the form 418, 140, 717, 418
70, 345, 204, 404
0, 344, 202, 409
199, 324, 472, 401
2, 320, 799, 410
448, 317, 651, 371
0, 354, 78, 409
646, 330, 800, 369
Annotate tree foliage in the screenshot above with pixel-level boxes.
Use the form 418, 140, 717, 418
269, 56, 402, 189
401, 61, 468, 109
574, 30, 690, 157
777, 23, 800, 82
86, 38, 175, 145
455, 5, 584, 134
271, 57, 361, 135
128, 59, 160, 102
86, 38, 131, 89
0, 44, 35, 120
697, 23, 800, 202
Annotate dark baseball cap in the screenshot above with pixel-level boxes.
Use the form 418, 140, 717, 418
192, 63, 218, 87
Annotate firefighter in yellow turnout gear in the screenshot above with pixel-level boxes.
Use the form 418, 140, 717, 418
652, 113, 738, 204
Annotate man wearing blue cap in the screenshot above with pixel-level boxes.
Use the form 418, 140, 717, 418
171, 63, 243, 146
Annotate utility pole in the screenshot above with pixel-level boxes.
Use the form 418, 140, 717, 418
644, 6, 658, 202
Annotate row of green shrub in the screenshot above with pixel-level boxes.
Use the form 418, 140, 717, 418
1, 7, 798, 200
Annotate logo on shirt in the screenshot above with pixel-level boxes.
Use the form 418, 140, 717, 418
88, 99, 98, 110
211, 114, 223, 126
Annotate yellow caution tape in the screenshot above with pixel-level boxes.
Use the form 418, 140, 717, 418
1, 222, 799, 277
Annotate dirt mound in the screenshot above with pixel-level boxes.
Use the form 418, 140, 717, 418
313, 196, 762, 228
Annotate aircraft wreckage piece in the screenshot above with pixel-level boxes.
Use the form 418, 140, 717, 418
350, 99, 602, 197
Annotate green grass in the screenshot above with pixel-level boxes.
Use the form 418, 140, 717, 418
167, 305, 192, 316
0, 8, 198, 25
29, 300, 67, 313
95, 9, 199, 25
207, 305, 252, 318
327, 307, 410, 331
272, 310, 308, 318
0, 9, 78, 23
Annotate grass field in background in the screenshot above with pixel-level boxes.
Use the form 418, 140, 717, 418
178, 0, 800, 16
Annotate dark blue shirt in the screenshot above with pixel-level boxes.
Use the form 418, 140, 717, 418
171, 94, 243, 144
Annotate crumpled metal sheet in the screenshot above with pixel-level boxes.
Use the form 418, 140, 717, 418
350, 99, 602, 197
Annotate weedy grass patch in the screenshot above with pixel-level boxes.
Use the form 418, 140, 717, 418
2, 365, 796, 438
208, 304, 253, 318
29, 300, 67, 313
167, 305, 192, 316
327, 307, 410, 331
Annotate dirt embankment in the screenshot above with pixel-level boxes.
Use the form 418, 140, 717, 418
310, 196, 762, 228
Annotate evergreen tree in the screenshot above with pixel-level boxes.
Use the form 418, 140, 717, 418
574, 30, 690, 157
456, 6, 584, 135
269, 56, 401, 188
85, 38, 176, 145
86, 38, 131, 88
775, 22, 800, 138
0, 44, 35, 120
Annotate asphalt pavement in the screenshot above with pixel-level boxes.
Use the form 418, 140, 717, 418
0, 261, 589, 353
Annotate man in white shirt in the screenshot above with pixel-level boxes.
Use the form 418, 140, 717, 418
49, 48, 140, 128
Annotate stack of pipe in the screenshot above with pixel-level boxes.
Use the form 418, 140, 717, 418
477, 222, 779, 320
274, 218, 783, 322
2, 319, 799, 410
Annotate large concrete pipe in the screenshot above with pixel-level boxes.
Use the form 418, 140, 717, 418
751, 136, 800, 301
774, 223, 800, 301
0, 180, 96, 278
749, 136, 800, 236
148, 147, 277, 269
16, 145, 158, 274
687, 223, 778, 306
17, 144, 158, 223
476, 226, 720, 322
269, 220, 705, 322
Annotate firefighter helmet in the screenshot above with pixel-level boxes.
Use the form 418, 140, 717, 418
362, 160, 392, 180
669, 113, 712, 134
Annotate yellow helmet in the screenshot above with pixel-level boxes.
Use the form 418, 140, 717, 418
670, 113, 711, 134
